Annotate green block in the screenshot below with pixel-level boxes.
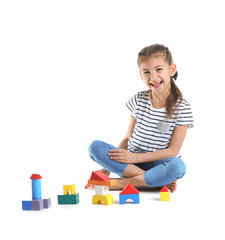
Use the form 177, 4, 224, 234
58, 193, 79, 204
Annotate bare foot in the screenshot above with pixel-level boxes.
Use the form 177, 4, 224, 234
100, 168, 110, 176
167, 180, 177, 193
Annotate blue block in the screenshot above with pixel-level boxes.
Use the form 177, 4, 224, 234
32, 179, 42, 200
119, 193, 140, 204
22, 201, 32, 210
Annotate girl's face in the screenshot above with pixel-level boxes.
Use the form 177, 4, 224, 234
139, 54, 176, 95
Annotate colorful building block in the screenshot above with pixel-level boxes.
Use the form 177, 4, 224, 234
32, 199, 44, 210
90, 170, 111, 181
95, 185, 109, 195
88, 179, 117, 186
120, 183, 139, 195
58, 193, 79, 204
22, 174, 51, 211
30, 174, 42, 200
92, 194, 113, 205
58, 183, 79, 205
22, 201, 32, 210
119, 183, 140, 204
43, 198, 51, 208
119, 193, 140, 204
160, 186, 170, 201
88, 171, 117, 205
63, 184, 76, 195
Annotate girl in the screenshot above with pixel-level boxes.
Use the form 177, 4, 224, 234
88, 44, 193, 193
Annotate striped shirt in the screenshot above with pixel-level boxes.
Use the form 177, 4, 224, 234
126, 90, 194, 154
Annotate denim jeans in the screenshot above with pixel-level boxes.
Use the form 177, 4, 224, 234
88, 140, 186, 188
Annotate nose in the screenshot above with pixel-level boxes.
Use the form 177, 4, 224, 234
150, 70, 157, 80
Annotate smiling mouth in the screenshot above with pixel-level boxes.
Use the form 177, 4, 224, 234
150, 80, 163, 88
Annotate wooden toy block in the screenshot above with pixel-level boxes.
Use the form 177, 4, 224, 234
120, 183, 139, 195
88, 179, 117, 186
119, 193, 140, 204
58, 193, 79, 204
95, 185, 109, 195
160, 186, 170, 201
30, 174, 42, 180
90, 170, 111, 181
22, 174, 51, 211
30, 174, 42, 200
63, 184, 76, 195
32, 199, 44, 210
43, 198, 51, 208
92, 194, 114, 205
22, 201, 32, 210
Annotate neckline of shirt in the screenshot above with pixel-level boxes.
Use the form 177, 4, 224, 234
148, 91, 166, 111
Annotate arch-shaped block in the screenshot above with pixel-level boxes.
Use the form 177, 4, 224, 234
92, 194, 114, 205
63, 184, 76, 195
119, 193, 140, 204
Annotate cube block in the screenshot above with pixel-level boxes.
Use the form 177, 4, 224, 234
22, 201, 32, 210
43, 198, 51, 208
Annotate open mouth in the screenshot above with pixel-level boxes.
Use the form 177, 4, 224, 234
150, 80, 163, 88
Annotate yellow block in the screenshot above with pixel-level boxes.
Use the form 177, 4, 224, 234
160, 192, 170, 201
63, 184, 76, 195
92, 194, 114, 205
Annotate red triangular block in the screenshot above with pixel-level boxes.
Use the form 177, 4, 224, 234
90, 170, 111, 181
160, 186, 169, 192
120, 183, 139, 195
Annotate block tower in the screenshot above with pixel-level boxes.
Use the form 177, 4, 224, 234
88, 170, 117, 205
22, 174, 51, 211
160, 186, 170, 201
119, 183, 140, 204
58, 184, 79, 204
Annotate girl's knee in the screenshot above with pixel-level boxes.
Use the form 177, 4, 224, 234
88, 140, 104, 157
168, 158, 186, 179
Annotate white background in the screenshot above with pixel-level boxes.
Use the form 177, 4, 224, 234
0, 0, 224, 239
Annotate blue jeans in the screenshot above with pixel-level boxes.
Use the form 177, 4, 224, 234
88, 140, 186, 188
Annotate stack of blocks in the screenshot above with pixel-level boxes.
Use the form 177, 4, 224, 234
22, 174, 51, 211
58, 184, 79, 204
88, 170, 117, 205
119, 183, 140, 204
160, 186, 170, 201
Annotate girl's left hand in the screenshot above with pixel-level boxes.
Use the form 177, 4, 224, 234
108, 149, 137, 164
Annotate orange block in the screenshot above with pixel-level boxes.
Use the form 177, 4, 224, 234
88, 179, 117, 186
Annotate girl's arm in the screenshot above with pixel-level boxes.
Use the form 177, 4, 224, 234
118, 115, 136, 149
135, 125, 188, 163
108, 124, 188, 163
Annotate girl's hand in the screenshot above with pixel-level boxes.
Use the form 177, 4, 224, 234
108, 149, 137, 164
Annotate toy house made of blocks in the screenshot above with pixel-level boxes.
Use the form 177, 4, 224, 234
88, 170, 117, 205
58, 184, 79, 204
119, 183, 140, 204
160, 186, 170, 201
22, 174, 51, 211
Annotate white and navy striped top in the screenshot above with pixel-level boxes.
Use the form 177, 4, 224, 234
126, 90, 194, 153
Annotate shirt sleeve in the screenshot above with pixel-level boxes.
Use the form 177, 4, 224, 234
126, 93, 139, 119
175, 101, 194, 128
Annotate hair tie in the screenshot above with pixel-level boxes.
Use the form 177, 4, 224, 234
173, 71, 178, 80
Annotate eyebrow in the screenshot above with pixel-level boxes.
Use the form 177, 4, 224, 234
141, 65, 164, 71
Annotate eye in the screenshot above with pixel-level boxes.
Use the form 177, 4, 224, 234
143, 71, 150, 75
157, 68, 163, 71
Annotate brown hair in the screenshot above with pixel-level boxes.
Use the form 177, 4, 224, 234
137, 44, 183, 119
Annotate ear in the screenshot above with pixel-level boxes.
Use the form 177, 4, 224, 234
170, 64, 177, 77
